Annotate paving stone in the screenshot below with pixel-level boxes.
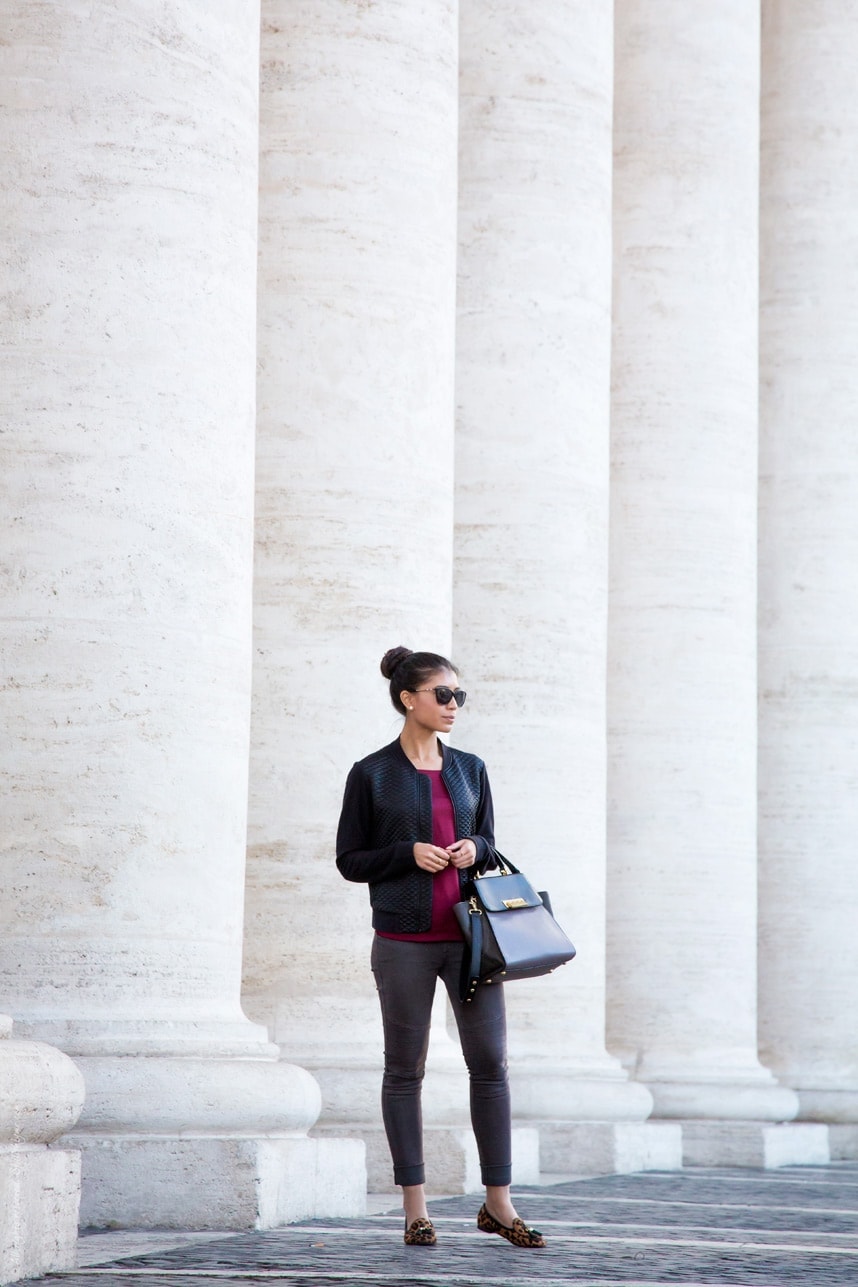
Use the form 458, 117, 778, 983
43, 1162, 858, 1287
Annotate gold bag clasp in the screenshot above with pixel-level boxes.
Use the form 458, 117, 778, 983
502, 897, 528, 909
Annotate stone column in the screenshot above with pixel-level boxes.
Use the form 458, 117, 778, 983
0, 1016, 84, 1284
759, 1, 858, 1154
454, 0, 664, 1176
0, 1, 361, 1226
243, 1, 460, 1188
608, 0, 799, 1151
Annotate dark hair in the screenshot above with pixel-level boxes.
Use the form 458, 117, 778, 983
380, 646, 458, 716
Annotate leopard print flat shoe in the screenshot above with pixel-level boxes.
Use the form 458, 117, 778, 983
476, 1203, 546, 1247
403, 1217, 437, 1246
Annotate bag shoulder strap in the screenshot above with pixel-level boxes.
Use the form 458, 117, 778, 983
459, 896, 484, 1004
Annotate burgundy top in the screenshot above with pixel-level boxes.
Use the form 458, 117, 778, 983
377, 770, 463, 942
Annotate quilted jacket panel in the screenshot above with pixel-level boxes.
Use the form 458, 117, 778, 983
336, 738, 496, 933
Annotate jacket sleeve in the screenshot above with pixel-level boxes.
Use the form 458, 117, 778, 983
469, 761, 498, 873
335, 762, 417, 883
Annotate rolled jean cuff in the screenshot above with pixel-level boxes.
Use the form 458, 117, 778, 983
394, 1162, 426, 1187
481, 1163, 512, 1187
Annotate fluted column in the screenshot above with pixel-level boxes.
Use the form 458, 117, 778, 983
454, 0, 655, 1161
0, 1, 355, 1227
759, 1, 858, 1133
243, 0, 459, 1169
608, 0, 796, 1125
0, 1016, 84, 1283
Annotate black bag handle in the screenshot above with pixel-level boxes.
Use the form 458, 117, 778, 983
475, 844, 519, 878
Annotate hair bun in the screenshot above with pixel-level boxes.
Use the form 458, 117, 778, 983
380, 646, 413, 680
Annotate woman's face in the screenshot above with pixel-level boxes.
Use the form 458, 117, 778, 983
401, 668, 462, 735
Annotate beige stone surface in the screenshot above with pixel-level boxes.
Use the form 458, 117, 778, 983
68, 1134, 366, 1229
0, 1038, 85, 1145
1, 0, 856, 1242
681, 1122, 830, 1170
0, 1020, 84, 1283
538, 1122, 682, 1176
454, 0, 649, 1127
245, 0, 459, 1123
829, 1125, 858, 1161
758, 0, 858, 1125
69, 1055, 320, 1134
0, 0, 263, 1059
0, 1147, 81, 1284
607, 0, 794, 1123
0, 0, 349, 1227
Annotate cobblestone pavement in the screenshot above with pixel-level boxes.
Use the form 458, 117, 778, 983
48, 1161, 858, 1287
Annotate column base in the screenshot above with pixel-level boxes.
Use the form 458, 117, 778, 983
680, 1121, 830, 1168
0, 1145, 80, 1282
829, 1125, 858, 1160
537, 1121, 682, 1175
65, 1133, 366, 1229
510, 1066, 655, 1123
643, 1076, 799, 1122
0, 1023, 84, 1280
794, 1087, 858, 1123
310, 1060, 471, 1130
314, 1123, 540, 1194
71, 1055, 322, 1135
60, 1054, 364, 1228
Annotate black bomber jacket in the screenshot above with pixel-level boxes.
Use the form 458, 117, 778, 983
336, 737, 497, 934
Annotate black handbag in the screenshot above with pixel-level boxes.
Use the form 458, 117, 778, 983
453, 851, 576, 1003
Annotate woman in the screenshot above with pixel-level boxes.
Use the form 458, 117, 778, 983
336, 646, 545, 1248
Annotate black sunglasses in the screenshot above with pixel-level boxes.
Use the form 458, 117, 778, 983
410, 686, 467, 708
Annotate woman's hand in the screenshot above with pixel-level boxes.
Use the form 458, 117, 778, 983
413, 843, 451, 872
447, 838, 477, 869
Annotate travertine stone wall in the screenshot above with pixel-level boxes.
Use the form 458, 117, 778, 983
758, 0, 858, 1124
2, 2, 856, 1230
0, 0, 360, 1226
0, 1017, 84, 1284
244, 0, 459, 1124
454, 0, 650, 1126
608, 0, 795, 1121
0, 0, 262, 1059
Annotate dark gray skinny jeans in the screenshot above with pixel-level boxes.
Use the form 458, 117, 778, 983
370, 934, 512, 1188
